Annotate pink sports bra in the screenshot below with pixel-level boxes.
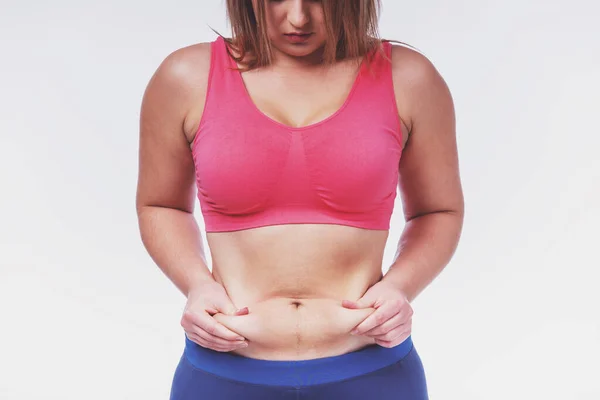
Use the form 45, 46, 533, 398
191, 36, 403, 233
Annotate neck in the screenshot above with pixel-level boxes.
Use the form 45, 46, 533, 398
269, 45, 327, 71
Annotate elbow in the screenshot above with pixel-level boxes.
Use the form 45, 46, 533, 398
405, 206, 463, 223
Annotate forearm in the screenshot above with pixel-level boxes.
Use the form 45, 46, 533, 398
137, 205, 215, 297
382, 210, 463, 303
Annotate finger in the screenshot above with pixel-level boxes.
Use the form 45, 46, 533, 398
187, 332, 233, 351
342, 300, 361, 309
186, 331, 247, 350
187, 332, 247, 352
341, 299, 371, 309
234, 307, 249, 316
361, 313, 405, 336
183, 310, 246, 341
200, 318, 246, 341
351, 305, 396, 335
190, 326, 247, 348
217, 302, 250, 316
371, 322, 411, 343
202, 340, 246, 353
375, 331, 411, 348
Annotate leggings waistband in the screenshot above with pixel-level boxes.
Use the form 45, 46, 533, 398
183, 335, 414, 386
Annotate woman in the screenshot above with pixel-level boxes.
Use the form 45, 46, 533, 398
136, 0, 463, 398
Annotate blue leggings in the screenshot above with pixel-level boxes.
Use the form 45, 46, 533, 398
170, 335, 429, 399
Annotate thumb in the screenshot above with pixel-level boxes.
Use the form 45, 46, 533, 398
218, 302, 249, 316
342, 299, 369, 309
235, 306, 249, 315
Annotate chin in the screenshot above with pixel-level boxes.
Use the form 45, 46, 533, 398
275, 41, 325, 58
285, 47, 321, 58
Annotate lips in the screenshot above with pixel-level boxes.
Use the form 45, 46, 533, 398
284, 33, 313, 43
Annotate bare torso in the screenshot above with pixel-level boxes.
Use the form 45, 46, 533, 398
183, 41, 412, 360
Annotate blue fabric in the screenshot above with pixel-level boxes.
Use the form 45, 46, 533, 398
170, 335, 429, 399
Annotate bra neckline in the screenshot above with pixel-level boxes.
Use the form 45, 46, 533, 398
224, 38, 368, 132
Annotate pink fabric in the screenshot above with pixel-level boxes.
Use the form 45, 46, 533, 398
191, 36, 403, 233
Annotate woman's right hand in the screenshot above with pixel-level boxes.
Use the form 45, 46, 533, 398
180, 279, 249, 352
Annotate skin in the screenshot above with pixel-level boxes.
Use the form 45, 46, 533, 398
136, 0, 463, 357
254, 0, 329, 67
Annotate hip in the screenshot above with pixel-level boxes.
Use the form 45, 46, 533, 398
172, 335, 426, 399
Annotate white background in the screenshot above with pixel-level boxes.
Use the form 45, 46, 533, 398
1, 0, 599, 398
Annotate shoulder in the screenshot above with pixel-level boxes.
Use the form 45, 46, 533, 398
388, 43, 454, 136
145, 42, 211, 96
142, 42, 213, 139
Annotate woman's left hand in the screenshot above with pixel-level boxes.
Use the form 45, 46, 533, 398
342, 280, 413, 348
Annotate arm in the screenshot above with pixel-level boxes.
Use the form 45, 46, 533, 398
136, 43, 213, 298
381, 45, 465, 303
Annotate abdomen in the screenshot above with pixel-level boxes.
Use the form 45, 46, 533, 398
213, 296, 377, 360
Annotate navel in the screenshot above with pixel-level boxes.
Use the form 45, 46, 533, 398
289, 300, 303, 308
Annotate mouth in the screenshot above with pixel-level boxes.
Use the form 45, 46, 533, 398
283, 32, 314, 43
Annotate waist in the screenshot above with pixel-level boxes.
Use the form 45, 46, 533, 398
215, 296, 380, 360
183, 331, 414, 386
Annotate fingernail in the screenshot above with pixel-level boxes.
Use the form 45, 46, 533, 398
351, 330, 359, 335
236, 337, 245, 341
240, 342, 248, 347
